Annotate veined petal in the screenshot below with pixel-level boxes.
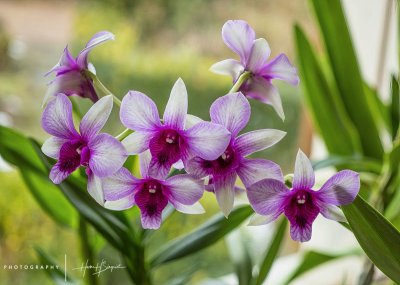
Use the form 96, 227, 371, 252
104, 194, 135, 211
293, 149, 315, 190
235, 129, 286, 157
49, 162, 74, 184
120, 91, 161, 131
87, 171, 104, 205
42, 137, 68, 159
245, 77, 285, 120
102, 167, 137, 201
122, 131, 153, 155
77, 31, 115, 68
317, 170, 360, 205
49, 141, 81, 184
319, 204, 347, 222
41, 94, 79, 139
289, 222, 313, 242
185, 114, 204, 129
80, 95, 113, 140
186, 157, 211, 179
139, 150, 152, 178
247, 38, 271, 73
163, 78, 187, 130
88, 133, 127, 177
174, 201, 205, 214
184, 122, 230, 160
237, 158, 283, 188
46, 46, 76, 76
222, 20, 255, 64
210, 92, 250, 136
164, 174, 204, 206
247, 179, 288, 216
214, 173, 237, 217
135, 187, 168, 229
209, 59, 244, 80
260, 53, 299, 86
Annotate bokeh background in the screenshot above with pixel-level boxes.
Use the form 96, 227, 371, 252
0, 0, 396, 284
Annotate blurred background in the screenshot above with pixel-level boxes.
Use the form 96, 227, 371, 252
0, 0, 396, 284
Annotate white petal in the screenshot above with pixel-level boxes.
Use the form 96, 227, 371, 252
80, 95, 113, 139
163, 78, 187, 130
293, 149, 315, 190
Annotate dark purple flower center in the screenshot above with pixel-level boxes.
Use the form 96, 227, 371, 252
200, 145, 238, 176
284, 189, 319, 230
150, 129, 182, 167
58, 140, 89, 173
135, 179, 168, 220
216, 146, 235, 168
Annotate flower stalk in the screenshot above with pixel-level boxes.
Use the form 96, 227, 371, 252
229, 71, 251, 93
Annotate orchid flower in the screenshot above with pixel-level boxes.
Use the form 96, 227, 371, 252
103, 151, 204, 229
247, 150, 360, 242
186, 92, 286, 217
44, 31, 115, 104
211, 20, 299, 120
120, 78, 231, 178
41, 94, 127, 205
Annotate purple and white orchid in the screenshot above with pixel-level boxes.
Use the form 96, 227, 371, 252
103, 151, 204, 229
211, 20, 299, 120
186, 92, 286, 217
120, 78, 231, 178
44, 31, 115, 104
247, 150, 360, 242
41, 93, 127, 205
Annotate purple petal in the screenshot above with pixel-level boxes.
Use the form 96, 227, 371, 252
42, 137, 68, 159
122, 131, 153, 155
245, 77, 285, 120
79, 95, 113, 140
104, 194, 135, 211
88, 133, 127, 177
237, 158, 283, 188
87, 171, 104, 205
184, 122, 230, 160
76, 31, 115, 68
210, 59, 244, 80
317, 170, 360, 206
120, 91, 161, 131
260, 53, 299, 85
247, 179, 288, 217
102, 167, 137, 201
185, 157, 211, 179
46, 46, 77, 76
210, 92, 250, 136
214, 173, 237, 217
222, 20, 255, 64
174, 201, 205, 214
319, 204, 346, 222
292, 150, 315, 190
139, 150, 152, 178
41, 94, 79, 139
247, 38, 271, 73
289, 222, 313, 242
135, 186, 168, 229
185, 114, 204, 129
172, 159, 185, 170
164, 174, 204, 206
163, 78, 187, 130
49, 141, 82, 184
235, 129, 286, 157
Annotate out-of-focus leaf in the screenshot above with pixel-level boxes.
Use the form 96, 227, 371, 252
342, 196, 400, 283
0, 126, 77, 228
167, 264, 199, 285
383, 140, 400, 219
226, 231, 253, 285
284, 250, 352, 285
294, 25, 362, 156
254, 219, 287, 285
364, 83, 391, 136
390, 76, 400, 140
150, 206, 253, 266
35, 247, 76, 285
312, 156, 382, 174
310, 0, 383, 159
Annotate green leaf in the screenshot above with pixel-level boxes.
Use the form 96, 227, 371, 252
310, 0, 383, 159
342, 196, 400, 283
284, 250, 352, 284
150, 206, 253, 267
312, 155, 382, 174
254, 218, 287, 285
390, 76, 400, 140
294, 25, 362, 156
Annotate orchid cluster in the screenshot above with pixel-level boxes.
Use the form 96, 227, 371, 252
41, 20, 360, 242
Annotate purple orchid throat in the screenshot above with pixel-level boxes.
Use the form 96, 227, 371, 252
41, 93, 127, 205
119, 78, 232, 178
247, 150, 360, 242
210, 20, 299, 120
44, 31, 115, 104
103, 151, 204, 229
186, 92, 286, 217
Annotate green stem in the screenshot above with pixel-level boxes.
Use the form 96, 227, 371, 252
79, 217, 98, 285
116, 128, 133, 141
229, 71, 251, 93
84, 70, 121, 107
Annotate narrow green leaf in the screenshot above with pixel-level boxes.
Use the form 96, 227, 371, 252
150, 206, 253, 267
310, 0, 383, 159
294, 25, 362, 156
254, 219, 287, 285
284, 250, 351, 284
312, 156, 382, 174
390, 76, 400, 140
342, 196, 400, 283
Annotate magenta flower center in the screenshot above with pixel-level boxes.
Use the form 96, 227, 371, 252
58, 140, 89, 173
217, 147, 235, 168
284, 189, 319, 230
144, 181, 162, 194
165, 131, 179, 144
